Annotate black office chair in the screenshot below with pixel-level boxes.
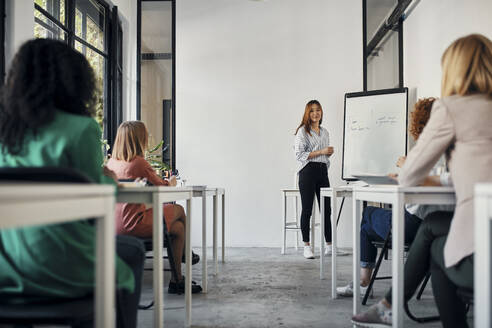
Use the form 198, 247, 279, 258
0, 166, 96, 327
362, 230, 440, 323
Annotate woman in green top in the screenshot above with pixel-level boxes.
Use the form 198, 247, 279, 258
0, 39, 144, 328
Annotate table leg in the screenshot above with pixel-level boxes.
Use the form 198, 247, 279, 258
475, 194, 491, 328
95, 196, 115, 328
222, 193, 225, 263
320, 194, 325, 279
392, 194, 405, 328
353, 198, 362, 317
311, 198, 316, 253
153, 193, 164, 328
213, 194, 218, 275
185, 198, 192, 327
282, 191, 287, 254
331, 192, 337, 298
201, 195, 208, 293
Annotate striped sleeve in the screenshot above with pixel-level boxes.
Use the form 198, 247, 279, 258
295, 129, 310, 162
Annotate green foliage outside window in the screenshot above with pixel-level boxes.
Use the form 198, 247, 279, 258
34, 0, 105, 130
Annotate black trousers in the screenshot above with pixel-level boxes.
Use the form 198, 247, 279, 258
115, 235, 145, 328
298, 162, 331, 243
384, 211, 473, 328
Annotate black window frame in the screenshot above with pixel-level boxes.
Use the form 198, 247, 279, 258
363, 0, 411, 91
34, 0, 123, 148
0, 0, 4, 84
137, 0, 176, 170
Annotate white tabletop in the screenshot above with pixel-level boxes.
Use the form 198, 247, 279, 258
352, 185, 455, 193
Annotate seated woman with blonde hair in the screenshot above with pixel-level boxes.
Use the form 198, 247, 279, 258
107, 121, 202, 294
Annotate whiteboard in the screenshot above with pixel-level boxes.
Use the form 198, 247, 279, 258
342, 88, 408, 180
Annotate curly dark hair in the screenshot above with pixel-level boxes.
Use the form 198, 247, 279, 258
409, 97, 436, 140
0, 38, 97, 155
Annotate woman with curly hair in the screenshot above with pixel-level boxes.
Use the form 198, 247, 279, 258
337, 97, 454, 298
0, 39, 143, 328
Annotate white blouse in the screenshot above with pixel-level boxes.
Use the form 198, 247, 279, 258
294, 126, 331, 173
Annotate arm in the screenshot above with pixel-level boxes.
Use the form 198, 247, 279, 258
294, 130, 311, 161
294, 130, 331, 160
138, 157, 170, 186
70, 119, 115, 185
399, 100, 455, 186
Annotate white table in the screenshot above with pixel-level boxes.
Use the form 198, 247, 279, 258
352, 186, 455, 327
320, 186, 353, 299
475, 183, 492, 328
0, 183, 115, 328
117, 186, 194, 328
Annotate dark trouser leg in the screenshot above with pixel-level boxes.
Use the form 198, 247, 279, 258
115, 235, 145, 328
360, 207, 389, 268
430, 237, 473, 328
316, 167, 331, 243
299, 164, 316, 243
385, 211, 453, 304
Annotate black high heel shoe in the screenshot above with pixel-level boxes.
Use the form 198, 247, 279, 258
182, 251, 200, 265
168, 277, 202, 294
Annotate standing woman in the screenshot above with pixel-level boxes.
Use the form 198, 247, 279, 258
295, 100, 337, 259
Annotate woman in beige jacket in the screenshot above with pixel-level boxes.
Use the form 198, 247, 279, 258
352, 34, 492, 328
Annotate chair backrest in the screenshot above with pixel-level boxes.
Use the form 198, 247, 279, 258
0, 166, 94, 325
0, 167, 93, 183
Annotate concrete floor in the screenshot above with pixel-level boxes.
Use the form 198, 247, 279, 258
137, 247, 471, 328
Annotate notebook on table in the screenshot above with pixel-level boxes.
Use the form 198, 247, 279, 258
352, 174, 398, 185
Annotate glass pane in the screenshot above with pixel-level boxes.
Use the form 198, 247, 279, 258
75, 0, 105, 52
34, 0, 66, 26
367, 30, 399, 90
76, 40, 106, 128
140, 1, 173, 169
366, 0, 397, 42
34, 10, 66, 40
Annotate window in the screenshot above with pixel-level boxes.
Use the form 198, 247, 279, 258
0, 0, 5, 84
34, 0, 123, 147
363, 0, 409, 91
137, 0, 176, 170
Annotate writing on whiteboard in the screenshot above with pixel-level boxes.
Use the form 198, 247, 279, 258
376, 115, 398, 126
350, 120, 370, 131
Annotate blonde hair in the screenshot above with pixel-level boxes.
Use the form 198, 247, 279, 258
112, 121, 148, 162
441, 34, 492, 97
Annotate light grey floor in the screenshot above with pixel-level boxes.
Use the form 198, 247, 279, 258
137, 247, 470, 328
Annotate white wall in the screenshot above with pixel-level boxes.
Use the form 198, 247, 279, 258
5, 0, 34, 68
404, 0, 492, 99
176, 0, 362, 247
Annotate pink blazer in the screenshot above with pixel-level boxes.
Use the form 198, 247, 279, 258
107, 156, 170, 236
399, 94, 492, 267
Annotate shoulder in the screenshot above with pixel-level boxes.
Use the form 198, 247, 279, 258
51, 110, 101, 140
320, 126, 329, 135
440, 94, 492, 112
295, 127, 307, 138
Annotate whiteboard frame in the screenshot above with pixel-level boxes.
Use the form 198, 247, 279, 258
342, 87, 408, 181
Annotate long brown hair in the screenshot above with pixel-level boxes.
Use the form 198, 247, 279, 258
295, 100, 323, 135
441, 34, 492, 97
112, 121, 149, 162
